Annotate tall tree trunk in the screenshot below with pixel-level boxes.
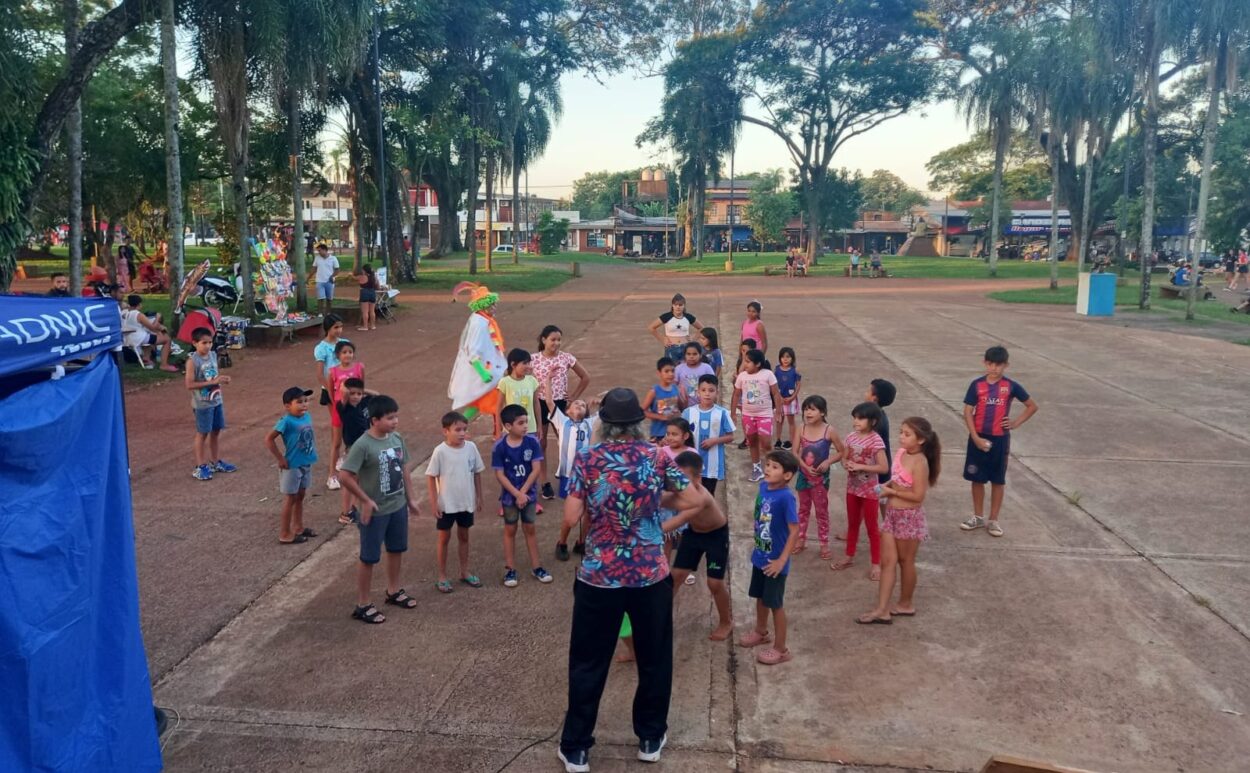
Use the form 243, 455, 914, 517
1138, 15, 1161, 309
411, 161, 422, 269
160, 0, 183, 314
64, 0, 83, 295
512, 158, 521, 264
1188, 37, 1223, 321
349, 121, 363, 270
694, 179, 706, 262
465, 134, 479, 274
288, 92, 307, 310
1077, 128, 1095, 274
216, 12, 254, 315
803, 171, 823, 267
988, 116, 1007, 276
1047, 135, 1060, 291
484, 153, 495, 271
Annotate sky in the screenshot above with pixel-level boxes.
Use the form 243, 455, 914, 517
522, 69, 974, 201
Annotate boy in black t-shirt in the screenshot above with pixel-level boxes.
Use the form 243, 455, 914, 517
336, 377, 377, 524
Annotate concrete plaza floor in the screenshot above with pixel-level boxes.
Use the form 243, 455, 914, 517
127, 263, 1250, 772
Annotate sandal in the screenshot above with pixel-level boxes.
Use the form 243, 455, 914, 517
855, 614, 892, 625
737, 629, 771, 648
299, 527, 318, 538
791, 543, 806, 555
460, 575, 483, 588
385, 588, 418, 609
278, 534, 308, 545
338, 513, 354, 525
352, 604, 386, 624
756, 647, 793, 665
868, 565, 881, 581
819, 546, 832, 561
435, 580, 454, 594
830, 557, 854, 571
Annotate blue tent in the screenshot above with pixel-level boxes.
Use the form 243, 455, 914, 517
0, 296, 162, 772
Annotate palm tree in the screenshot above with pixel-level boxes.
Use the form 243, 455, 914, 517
159, 0, 183, 310
326, 144, 346, 246
64, 0, 84, 293
506, 81, 561, 261
957, 25, 1029, 276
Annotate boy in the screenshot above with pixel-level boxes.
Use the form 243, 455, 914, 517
336, 377, 377, 524
265, 387, 318, 544
544, 391, 600, 561
663, 451, 733, 642
426, 411, 486, 592
738, 450, 800, 666
492, 404, 552, 587
682, 375, 735, 495
960, 346, 1039, 537
642, 357, 682, 442
338, 394, 421, 624
186, 327, 235, 480
674, 343, 714, 406
313, 243, 341, 315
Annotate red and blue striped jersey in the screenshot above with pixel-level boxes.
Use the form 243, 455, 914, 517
964, 376, 1030, 437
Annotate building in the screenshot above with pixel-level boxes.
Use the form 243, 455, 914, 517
460, 192, 571, 252
840, 209, 915, 254
702, 178, 756, 250
566, 209, 675, 255
272, 183, 354, 247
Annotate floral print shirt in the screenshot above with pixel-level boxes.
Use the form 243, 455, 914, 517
531, 350, 578, 400
570, 439, 689, 588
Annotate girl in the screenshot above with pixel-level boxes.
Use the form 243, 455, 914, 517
648, 292, 703, 362
355, 264, 379, 331
531, 325, 590, 501
835, 403, 888, 580
328, 342, 365, 519
734, 338, 757, 449
740, 301, 767, 353
496, 348, 540, 442
661, 417, 698, 585
313, 314, 348, 490
794, 396, 846, 559
732, 349, 783, 482
858, 417, 941, 625
773, 347, 801, 449
699, 327, 723, 382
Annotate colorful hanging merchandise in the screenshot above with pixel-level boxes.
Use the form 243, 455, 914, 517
252, 238, 295, 321
448, 282, 505, 422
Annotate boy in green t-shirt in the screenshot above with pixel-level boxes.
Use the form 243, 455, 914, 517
338, 395, 421, 624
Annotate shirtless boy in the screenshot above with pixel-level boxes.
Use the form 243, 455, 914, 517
663, 450, 733, 641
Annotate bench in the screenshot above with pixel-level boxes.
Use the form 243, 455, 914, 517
763, 263, 809, 276
1159, 284, 1213, 301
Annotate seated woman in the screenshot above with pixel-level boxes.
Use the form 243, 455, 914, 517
121, 294, 179, 371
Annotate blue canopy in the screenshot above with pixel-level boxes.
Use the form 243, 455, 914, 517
0, 295, 122, 379
0, 296, 161, 772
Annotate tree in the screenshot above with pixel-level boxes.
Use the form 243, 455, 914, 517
64, 0, 84, 292
742, 169, 794, 252
858, 170, 926, 216
507, 82, 561, 261
535, 210, 569, 254
736, 0, 939, 265
926, 133, 1050, 202
160, 0, 183, 311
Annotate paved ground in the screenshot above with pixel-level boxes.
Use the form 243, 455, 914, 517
122, 263, 1250, 772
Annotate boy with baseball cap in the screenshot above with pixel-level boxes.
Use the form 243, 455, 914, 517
265, 387, 319, 544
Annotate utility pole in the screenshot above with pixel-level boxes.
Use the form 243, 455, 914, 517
727, 145, 735, 269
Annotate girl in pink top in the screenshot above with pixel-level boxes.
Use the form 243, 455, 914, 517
531, 324, 590, 501
858, 417, 941, 626
834, 402, 889, 580
739, 301, 767, 353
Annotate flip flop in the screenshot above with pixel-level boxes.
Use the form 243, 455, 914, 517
855, 614, 892, 625
159, 365, 180, 373
460, 575, 483, 588
435, 580, 454, 594
278, 534, 308, 545
756, 647, 793, 665
890, 610, 916, 617
299, 527, 318, 538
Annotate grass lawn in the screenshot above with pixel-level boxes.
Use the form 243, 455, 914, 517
639, 250, 1083, 280
989, 279, 1250, 328
21, 245, 222, 276
400, 253, 575, 293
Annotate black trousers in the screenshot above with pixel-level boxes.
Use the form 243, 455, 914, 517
560, 577, 674, 754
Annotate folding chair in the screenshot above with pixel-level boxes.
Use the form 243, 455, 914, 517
375, 267, 399, 323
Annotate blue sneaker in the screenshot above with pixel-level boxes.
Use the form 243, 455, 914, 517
192, 464, 213, 481
533, 567, 553, 584
503, 568, 519, 588
213, 459, 237, 473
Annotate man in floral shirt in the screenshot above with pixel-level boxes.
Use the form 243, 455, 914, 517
558, 388, 696, 773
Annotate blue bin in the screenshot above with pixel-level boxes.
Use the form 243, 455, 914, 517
1087, 273, 1116, 316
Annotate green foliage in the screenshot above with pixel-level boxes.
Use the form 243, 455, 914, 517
535, 210, 569, 255
926, 133, 1050, 200
570, 169, 641, 220
859, 169, 927, 215
743, 170, 796, 249
1208, 95, 1250, 251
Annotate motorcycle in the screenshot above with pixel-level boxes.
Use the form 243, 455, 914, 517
195, 274, 239, 309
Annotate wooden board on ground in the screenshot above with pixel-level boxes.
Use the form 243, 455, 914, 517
981, 754, 1100, 773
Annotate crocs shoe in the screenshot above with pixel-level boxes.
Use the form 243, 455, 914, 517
756, 647, 793, 666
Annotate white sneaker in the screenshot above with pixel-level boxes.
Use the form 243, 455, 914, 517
749, 464, 764, 482
335, 458, 344, 471
987, 520, 1004, 537
326, 475, 341, 490
959, 515, 985, 531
